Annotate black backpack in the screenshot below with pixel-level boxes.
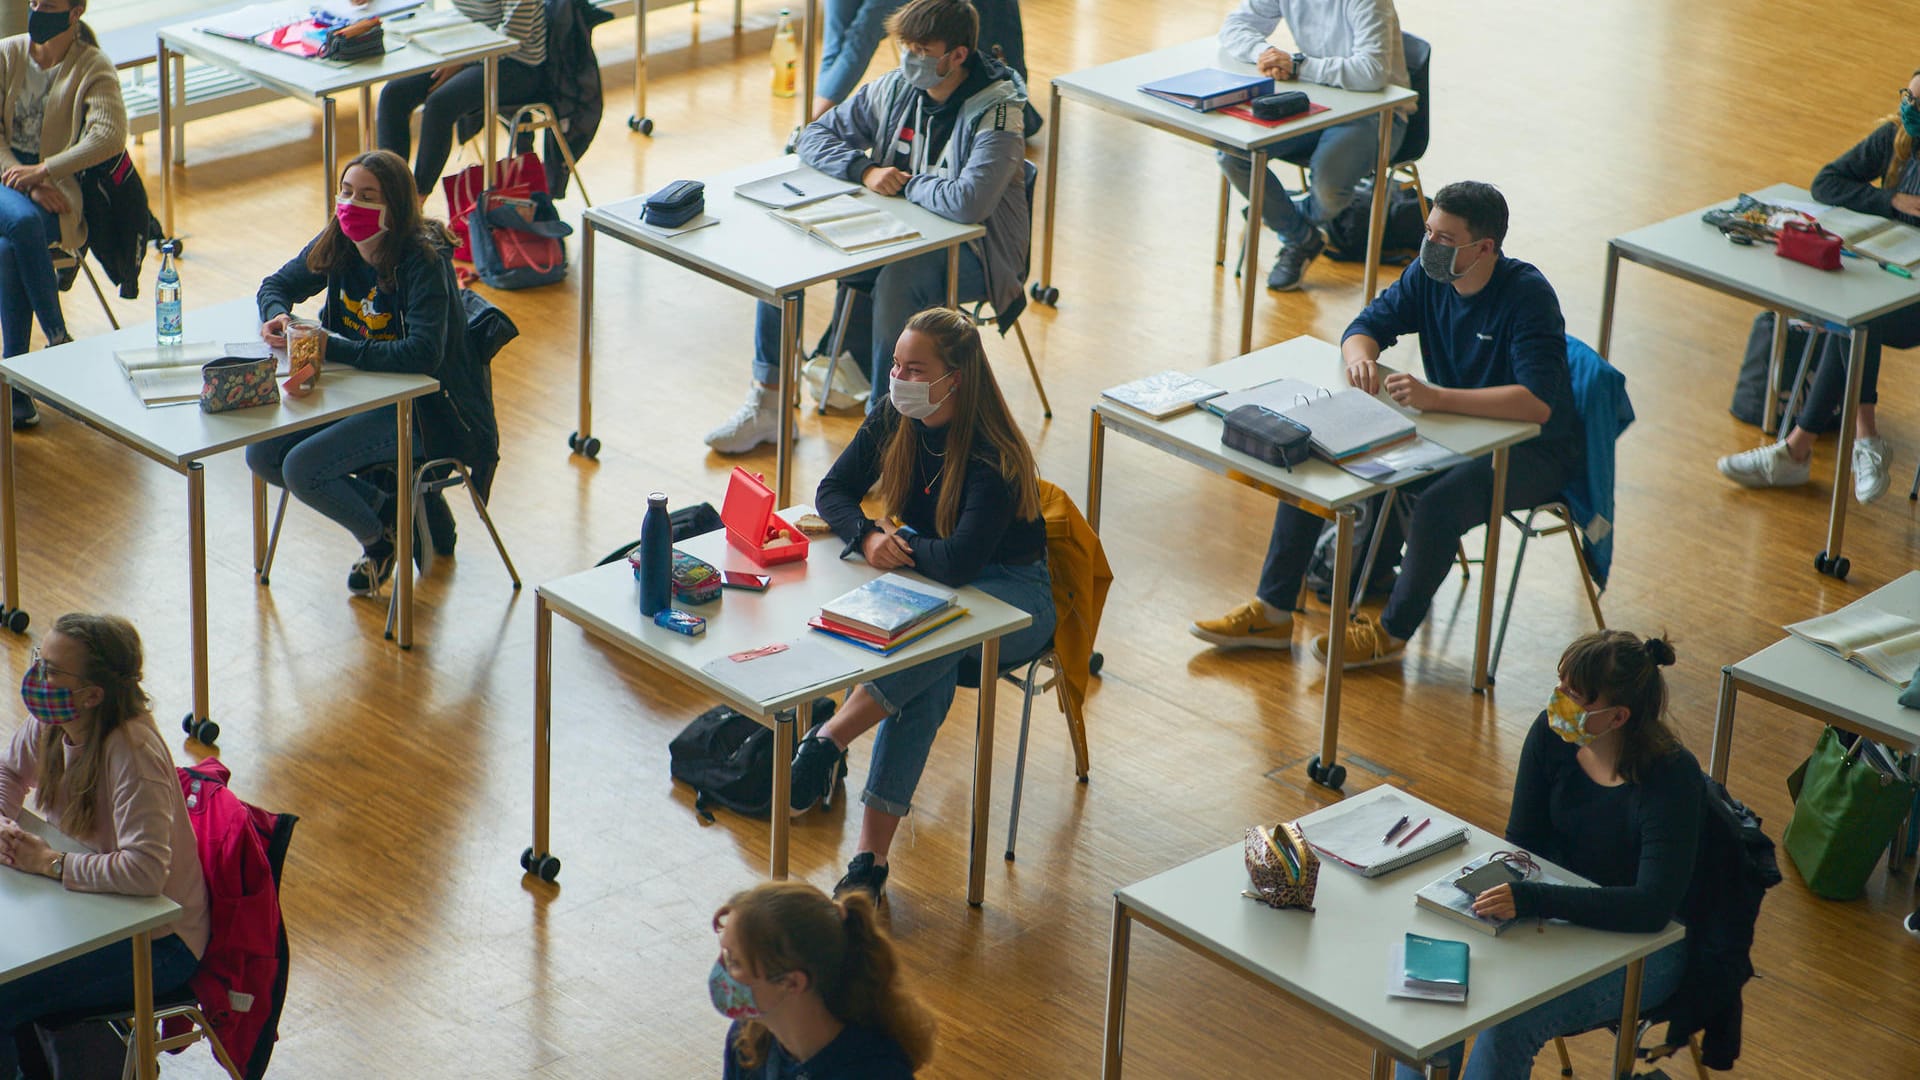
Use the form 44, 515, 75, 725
1728, 311, 1836, 433
1322, 176, 1425, 264
669, 697, 836, 821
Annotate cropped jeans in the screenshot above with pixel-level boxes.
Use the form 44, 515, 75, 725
859, 559, 1054, 816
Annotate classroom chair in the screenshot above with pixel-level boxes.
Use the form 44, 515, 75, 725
51, 245, 120, 330
1551, 1024, 1709, 1080
815, 162, 1053, 417
461, 102, 593, 206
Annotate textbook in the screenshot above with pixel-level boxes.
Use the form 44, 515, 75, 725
819, 573, 957, 639
1786, 599, 1920, 687
1812, 205, 1920, 268
1100, 371, 1225, 419
1138, 68, 1273, 113
1388, 933, 1469, 1003
1414, 853, 1562, 936
809, 607, 967, 654
1298, 790, 1468, 878
115, 342, 287, 406
771, 195, 919, 253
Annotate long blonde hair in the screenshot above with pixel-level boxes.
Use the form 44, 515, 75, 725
1881, 68, 1920, 190
875, 308, 1041, 536
715, 881, 936, 1070
33, 613, 151, 838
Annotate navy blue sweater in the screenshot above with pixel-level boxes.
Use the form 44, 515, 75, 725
1344, 257, 1581, 464
722, 1021, 915, 1079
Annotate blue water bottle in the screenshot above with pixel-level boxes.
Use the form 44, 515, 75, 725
639, 492, 672, 616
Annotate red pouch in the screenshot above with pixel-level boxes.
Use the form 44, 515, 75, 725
1776, 220, 1843, 271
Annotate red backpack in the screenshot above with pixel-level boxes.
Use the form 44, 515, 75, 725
168, 761, 297, 1079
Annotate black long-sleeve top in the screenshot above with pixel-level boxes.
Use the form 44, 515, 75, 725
1811, 121, 1920, 228
815, 406, 1045, 588
1503, 712, 1703, 933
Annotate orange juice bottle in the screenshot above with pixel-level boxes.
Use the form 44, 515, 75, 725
770, 10, 798, 98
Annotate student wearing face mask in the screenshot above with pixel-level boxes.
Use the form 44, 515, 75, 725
0, 0, 126, 429
1398, 629, 1700, 1080
0, 614, 210, 1079
798, 307, 1051, 901
1716, 67, 1920, 505
707, 0, 1028, 454
710, 880, 935, 1078
1192, 181, 1583, 669
248, 149, 499, 597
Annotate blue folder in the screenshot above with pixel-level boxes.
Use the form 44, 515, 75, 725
1138, 68, 1273, 112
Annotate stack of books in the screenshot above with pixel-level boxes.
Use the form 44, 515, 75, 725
1387, 932, 1469, 1003
1413, 853, 1561, 936
810, 573, 966, 654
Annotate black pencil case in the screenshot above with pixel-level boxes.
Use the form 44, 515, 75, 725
643, 180, 705, 228
1251, 91, 1311, 121
1222, 404, 1312, 469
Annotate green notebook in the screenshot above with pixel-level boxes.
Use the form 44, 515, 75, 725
1402, 932, 1470, 990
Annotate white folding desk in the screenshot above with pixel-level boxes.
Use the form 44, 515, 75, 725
1038, 37, 1418, 354
571, 157, 984, 505
1088, 336, 1538, 789
1598, 182, 1920, 582
1, 813, 181, 1080
155, 9, 517, 234
0, 298, 438, 743
590, 0, 808, 137
1102, 785, 1685, 1079
526, 506, 1032, 905
1711, 570, 1920, 870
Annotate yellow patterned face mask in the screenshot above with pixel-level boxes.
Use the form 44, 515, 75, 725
1546, 689, 1598, 746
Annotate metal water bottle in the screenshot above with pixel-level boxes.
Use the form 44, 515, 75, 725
639, 492, 672, 616
156, 241, 182, 345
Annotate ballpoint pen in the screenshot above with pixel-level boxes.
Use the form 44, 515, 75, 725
1381, 815, 1409, 844
781, 181, 805, 196
1396, 817, 1431, 848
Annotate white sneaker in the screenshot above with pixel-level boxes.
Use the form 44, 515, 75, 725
704, 383, 781, 454
1717, 442, 1811, 488
1852, 435, 1890, 504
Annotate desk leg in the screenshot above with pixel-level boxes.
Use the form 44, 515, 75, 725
1362, 110, 1392, 302
1314, 508, 1353, 789
575, 222, 596, 452
1709, 666, 1736, 784
358, 86, 374, 152
1367, 1051, 1392, 1080
392, 399, 414, 649
1036, 83, 1061, 301
250, 474, 268, 581
1818, 329, 1866, 578
968, 636, 999, 906
1763, 308, 1789, 436
1596, 244, 1619, 359
1612, 957, 1645, 1080
775, 293, 800, 506
0, 372, 19, 629
483, 56, 499, 190
157, 44, 174, 239
1086, 408, 1105, 532
634, 0, 648, 132
770, 709, 795, 878
800, 0, 819, 126
171, 56, 186, 167
1214, 175, 1229, 267
1239, 149, 1266, 355
1891, 754, 1919, 876
187, 464, 210, 728
1471, 447, 1508, 692
527, 593, 557, 878
131, 929, 157, 1080
321, 96, 338, 226
946, 245, 960, 307
1100, 898, 1132, 1079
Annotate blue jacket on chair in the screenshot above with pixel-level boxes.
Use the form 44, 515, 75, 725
1562, 336, 1631, 588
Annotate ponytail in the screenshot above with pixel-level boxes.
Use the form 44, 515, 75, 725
833, 892, 937, 1069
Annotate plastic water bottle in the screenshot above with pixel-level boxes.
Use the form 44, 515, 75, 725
769, 10, 797, 98
156, 242, 182, 346
639, 492, 672, 616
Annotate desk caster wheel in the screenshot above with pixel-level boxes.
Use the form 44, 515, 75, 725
1306, 755, 1346, 790
0, 607, 26, 633
521, 847, 561, 882
182, 714, 219, 745
568, 431, 600, 459
1089, 650, 1104, 676
1030, 283, 1059, 306
628, 115, 654, 135
1814, 551, 1850, 580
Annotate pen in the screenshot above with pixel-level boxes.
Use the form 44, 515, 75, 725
1395, 817, 1431, 848
1381, 815, 1409, 844
781, 181, 805, 196
1841, 245, 1916, 278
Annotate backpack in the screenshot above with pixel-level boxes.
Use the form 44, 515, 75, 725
1322, 176, 1425, 264
670, 698, 836, 821
1303, 493, 1398, 602
1729, 311, 1835, 433
467, 191, 573, 290
596, 501, 725, 566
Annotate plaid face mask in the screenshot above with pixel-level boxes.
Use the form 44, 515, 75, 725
21, 667, 77, 725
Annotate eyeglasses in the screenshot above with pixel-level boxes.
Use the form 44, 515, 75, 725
28, 647, 82, 681
1903, 89, 1916, 108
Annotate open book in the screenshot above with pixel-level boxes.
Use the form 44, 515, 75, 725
116, 342, 286, 406
1786, 599, 1920, 687
771, 195, 919, 253
1813, 205, 1920, 268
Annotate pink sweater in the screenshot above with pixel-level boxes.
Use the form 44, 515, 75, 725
0, 717, 210, 958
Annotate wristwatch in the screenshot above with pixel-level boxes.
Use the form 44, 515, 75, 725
49, 853, 64, 880
1289, 53, 1306, 80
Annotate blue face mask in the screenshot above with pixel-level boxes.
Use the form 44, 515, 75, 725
900, 48, 952, 91
1902, 100, 1920, 141
708, 958, 762, 1020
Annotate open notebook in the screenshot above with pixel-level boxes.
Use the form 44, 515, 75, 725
1786, 598, 1920, 687
770, 195, 919, 253
1813, 205, 1920, 268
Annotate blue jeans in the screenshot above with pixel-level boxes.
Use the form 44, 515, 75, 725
246, 407, 415, 547
376, 58, 547, 196
0, 933, 198, 1077
1394, 939, 1687, 1080
1217, 113, 1407, 246
816, 0, 907, 106
0, 180, 65, 359
752, 244, 987, 413
860, 560, 1054, 815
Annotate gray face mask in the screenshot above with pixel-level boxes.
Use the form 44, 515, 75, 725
1419, 236, 1482, 284
900, 48, 948, 91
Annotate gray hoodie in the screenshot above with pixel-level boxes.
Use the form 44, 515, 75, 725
796, 58, 1030, 316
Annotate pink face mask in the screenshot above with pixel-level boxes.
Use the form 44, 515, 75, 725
335, 195, 388, 243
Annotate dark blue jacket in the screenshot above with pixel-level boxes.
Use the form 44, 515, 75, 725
722, 1021, 915, 1079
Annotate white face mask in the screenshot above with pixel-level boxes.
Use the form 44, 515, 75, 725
889, 369, 956, 419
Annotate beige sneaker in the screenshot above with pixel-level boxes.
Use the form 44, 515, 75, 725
1189, 600, 1293, 650
1310, 613, 1405, 669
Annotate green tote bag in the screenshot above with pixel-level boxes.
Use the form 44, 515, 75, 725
1782, 727, 1917, 900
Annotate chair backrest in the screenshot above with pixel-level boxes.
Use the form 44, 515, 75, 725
1395, 32, 1431, 166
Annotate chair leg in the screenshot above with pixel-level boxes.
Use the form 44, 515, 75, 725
817, 287, 857, 414
1552, 1035, 1573, 1077
1011, 319, 1051, 419
1406, 163, 1429, 217
1488, 519, 1529, 683
1778, 322, 1822, 439
546, 112, 591, 207
1003, 655, 1046, 861
81, 260, 120, 330
1686, 1034, 1708, 1080
1562, 509, 1605, 629
260, 487, 291, 585
1215, 174, 1230, 266
459, 466, 522, 588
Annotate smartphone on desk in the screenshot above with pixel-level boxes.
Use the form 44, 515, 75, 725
721, 570, 771, 591
1454, 860, 1523, 900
